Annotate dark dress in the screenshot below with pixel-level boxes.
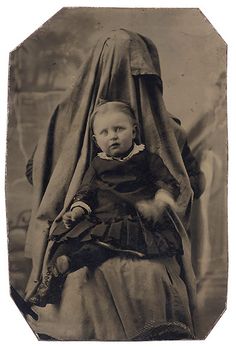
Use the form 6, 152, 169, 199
51, 148, 183, 259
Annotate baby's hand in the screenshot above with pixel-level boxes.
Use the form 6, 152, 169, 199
63, 207, 85, 229
136, 199, 167, 222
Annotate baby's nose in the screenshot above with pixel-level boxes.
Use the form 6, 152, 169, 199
110, 130, 118, 139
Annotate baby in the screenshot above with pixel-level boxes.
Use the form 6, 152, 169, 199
30, 100, 182, 307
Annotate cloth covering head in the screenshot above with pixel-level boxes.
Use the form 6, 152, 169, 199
24, 30, 195, 324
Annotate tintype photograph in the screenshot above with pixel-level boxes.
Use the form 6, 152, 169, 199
6, 7, 227, 341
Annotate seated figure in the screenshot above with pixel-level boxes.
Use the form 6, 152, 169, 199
24, 29, 204, 340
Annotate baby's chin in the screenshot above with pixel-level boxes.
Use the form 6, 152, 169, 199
108, 149, 123, 157
107, 147, 126, 158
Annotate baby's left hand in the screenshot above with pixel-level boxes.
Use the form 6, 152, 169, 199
136, 199, 167, 222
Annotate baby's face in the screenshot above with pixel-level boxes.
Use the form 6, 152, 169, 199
93, 111, 136, 157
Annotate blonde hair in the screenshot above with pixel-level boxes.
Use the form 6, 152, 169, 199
90, 99, 138, 133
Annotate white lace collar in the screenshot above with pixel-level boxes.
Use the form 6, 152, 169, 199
97, 143, 145, 161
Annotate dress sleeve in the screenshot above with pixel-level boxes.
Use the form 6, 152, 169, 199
70, 161, 97, 213
181, 141, 205, 199
148, 152, 180, 200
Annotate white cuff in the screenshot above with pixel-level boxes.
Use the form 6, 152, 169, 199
155, 189, 176, 209
70, 201, 92, 214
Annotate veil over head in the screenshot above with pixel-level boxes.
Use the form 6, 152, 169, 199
25, 29, 193, 303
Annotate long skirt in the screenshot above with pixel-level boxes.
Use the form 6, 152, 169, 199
27, 255, 194, 340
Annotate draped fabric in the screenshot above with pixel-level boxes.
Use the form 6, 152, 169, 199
27, 256, 194, 341
24, 29, 196, 339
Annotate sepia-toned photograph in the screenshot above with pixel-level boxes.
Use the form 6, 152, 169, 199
6, 7, 227, 341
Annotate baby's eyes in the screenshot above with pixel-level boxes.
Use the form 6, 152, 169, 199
115, 127, 125, 132
99, 127, 125, 135
100, 129, 108, 136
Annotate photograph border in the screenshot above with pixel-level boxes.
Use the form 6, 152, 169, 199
1, 1, 234, 346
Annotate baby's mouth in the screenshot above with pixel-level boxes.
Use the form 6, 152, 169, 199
110, 143, 120, 149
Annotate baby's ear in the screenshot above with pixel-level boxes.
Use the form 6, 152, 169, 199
92, 134, 98, 145
132, 125, 137, 138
